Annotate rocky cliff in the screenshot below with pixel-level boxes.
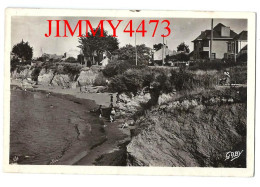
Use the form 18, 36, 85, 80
126, 90, 247, 167
11, 64, 103, 88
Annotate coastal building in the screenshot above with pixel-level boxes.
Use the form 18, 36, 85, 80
192, 23, 238, 60
41, 53, 64, 62
153, 46, 176, 65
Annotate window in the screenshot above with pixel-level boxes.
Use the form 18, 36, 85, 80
236, 41, 238, 53
203, 40, 209, 47
228, 43, 231, 52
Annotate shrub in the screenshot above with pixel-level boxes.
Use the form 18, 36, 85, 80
142, 69, 155, 87
109, 69, 144, 94
103, 60, 146, 78
189, 61, 245, 71
62, 63, 82, 77
10, 58, 20, 72
121, 69, 144, 94
109, 74, 128, 93
230, 66, 247, 84
152, 73, 173, 93
93, 73, 107, 86
170, 69, 195, 91
102, 60, 133, 78
109, 67, 172, 96
176, 53, 190, 62
42, 61, 57, 71
66, 57, 78, 63
31, 67, 41, 82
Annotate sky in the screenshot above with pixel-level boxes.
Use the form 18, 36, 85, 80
11, 16, 247, 57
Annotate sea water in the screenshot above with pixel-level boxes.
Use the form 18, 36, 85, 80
10, 89, 107, 165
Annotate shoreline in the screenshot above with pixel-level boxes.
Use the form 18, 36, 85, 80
11, 79, 117, 108
10, 78, 131, 166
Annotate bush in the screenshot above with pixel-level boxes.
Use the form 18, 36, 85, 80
188, 61, 245, 71
170, 69, 196, 91
109, 67, 172, 95
230, 66, 247, 84
121, 69, 144, 94
103, 60, 146, 78
10, 58, 20, 72
61, 63, 82, 77
109, 74, 128, 93
31, 67, 41, 82
109, 69, 144, 94
93, 73, 107, 86
42, 61, 57, 71
176, 53, 190, 62
102, 60, 133, 78
66, 57, 78, 63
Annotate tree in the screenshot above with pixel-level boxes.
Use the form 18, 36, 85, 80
153, 43, 164, 51
78, 28, 119, 65
177, 42, 190, 53
66, 57, 77, 63
117, 44, 151, 65
12, 40, 33, 61
176, 53, 190, 62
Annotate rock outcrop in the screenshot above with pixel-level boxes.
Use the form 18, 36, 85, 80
116, 93, 151, 118
11, 64, 104, 89
38, 69, 55, 85
127, 95, 247, 167
52, 74, 71, 88
77, 66, 103, 86
12, 67, 33, 80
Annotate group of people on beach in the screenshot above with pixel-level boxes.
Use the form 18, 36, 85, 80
97, 94, 116, 123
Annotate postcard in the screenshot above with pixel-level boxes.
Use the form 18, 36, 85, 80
4, 8, 255, 176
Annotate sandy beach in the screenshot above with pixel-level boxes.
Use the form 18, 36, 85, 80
11, 79, 117, 107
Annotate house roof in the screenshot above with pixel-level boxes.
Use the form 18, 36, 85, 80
192, 23, 237, 42
153, 48, 176, 60
233, 31, 247, 41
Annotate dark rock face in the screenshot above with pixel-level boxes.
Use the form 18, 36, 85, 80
127, 101, 246, 167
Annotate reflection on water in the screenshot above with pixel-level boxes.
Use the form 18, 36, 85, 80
10, 89, 106, 165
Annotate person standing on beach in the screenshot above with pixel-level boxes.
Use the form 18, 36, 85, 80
110, 107, 116, 122
98, 105, 103, 118
110, 94, 113, 103
116, 93, 120, 103
78, 81, 82, 92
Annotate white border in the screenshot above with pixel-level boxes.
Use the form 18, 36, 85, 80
3, 8, 256, 176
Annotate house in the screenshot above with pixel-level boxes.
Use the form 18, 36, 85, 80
192, 23, 237, 60
225, 31, 247, 59
41, 53, 64, 62
153, 46, 177, 65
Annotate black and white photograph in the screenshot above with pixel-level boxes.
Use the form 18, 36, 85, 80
3, 9, 255, 176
